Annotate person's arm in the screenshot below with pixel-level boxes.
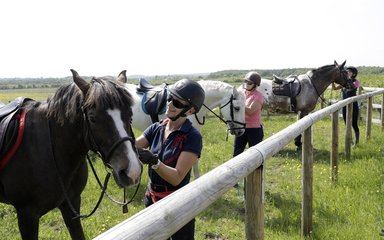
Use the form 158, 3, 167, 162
245, 97, 261, 115
332, 82, 342, 90
354, 79, 360, 89
136, 135, 149, 149
153, 151, 198, 186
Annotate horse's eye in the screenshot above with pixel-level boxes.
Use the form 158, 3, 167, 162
234, 106, 240, 111
88, 116, 96, 123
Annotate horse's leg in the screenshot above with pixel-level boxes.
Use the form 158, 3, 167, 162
16, 207, 40, 240
294, 112, 305, 150
59, 195, 85, 240
193, 159, 200, 179
59, 162, 87, 240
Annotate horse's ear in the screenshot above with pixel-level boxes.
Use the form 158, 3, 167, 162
340, 60, 346, 68
117, 70, 128, 83
70, 69, 90, 94
334, 60, 346, 68
232, 86, 238, 97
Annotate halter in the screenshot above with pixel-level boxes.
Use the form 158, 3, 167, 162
196, 94, 246, 137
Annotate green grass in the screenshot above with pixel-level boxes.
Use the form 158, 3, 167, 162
0, 90, 383, 239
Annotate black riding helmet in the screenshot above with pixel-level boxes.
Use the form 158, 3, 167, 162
244, 71, 261, 86
169, 79, 205, 113
346, 66, 358, 78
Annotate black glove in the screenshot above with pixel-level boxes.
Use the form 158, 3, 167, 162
137, 148, 158, 165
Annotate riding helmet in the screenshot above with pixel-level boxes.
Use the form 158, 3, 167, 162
169, 79, 205, 113
346, 66, 358, 78
244, 71, 261, 86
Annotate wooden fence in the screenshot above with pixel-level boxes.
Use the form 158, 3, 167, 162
94, 88, 384, 240
324, 86, 383, 124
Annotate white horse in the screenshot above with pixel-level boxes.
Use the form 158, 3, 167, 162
125, 80, 246, 178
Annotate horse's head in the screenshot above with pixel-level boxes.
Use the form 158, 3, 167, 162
220, 86, 246, 136
333, 60, 355, 89
71, 69, 142, 188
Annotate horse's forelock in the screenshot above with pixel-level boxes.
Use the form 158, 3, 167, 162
83, 79, 133, 112
47, 78, 133, 125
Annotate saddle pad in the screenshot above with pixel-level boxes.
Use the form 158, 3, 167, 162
0, 110, 26, 171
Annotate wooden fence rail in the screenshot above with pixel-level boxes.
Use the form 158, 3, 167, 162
94, 88, 384, 240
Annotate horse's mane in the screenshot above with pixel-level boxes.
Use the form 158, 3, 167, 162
310, 64, 336, 79
198, 80, 233, 92
46, 77, 133, 125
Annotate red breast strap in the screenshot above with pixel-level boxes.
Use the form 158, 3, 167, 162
0, 110, 26, 171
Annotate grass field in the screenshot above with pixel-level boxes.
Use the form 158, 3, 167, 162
0, 87, 383, 239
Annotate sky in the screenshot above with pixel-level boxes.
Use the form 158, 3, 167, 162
0, 0, 383, 78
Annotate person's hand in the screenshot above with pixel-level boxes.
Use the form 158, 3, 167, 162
137, 148, 158, 165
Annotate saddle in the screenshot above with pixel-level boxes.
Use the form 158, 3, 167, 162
272, 75, 302, 112
0, 97, 32, 170
136, 78, 168, 123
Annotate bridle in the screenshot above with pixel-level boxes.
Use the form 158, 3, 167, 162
82, 107, 136, 166
49, 106, 141, 220
81, 107, 141, 217
310, 66, 353, 106
195, 94, 246, 138
338, 68, 354, 89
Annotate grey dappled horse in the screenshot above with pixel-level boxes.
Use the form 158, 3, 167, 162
257, 61, 353, 148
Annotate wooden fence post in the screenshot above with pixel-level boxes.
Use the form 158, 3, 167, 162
345, 103, 352, 160
331, 111, 339, 182
358, 87, 362, 121
381, 93, 384, 132
245, 166, 264, 240
366, 96, 373, 140
302, 126, 313, 237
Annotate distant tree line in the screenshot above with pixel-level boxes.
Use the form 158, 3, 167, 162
1, 66, 383, 89
207, 66, 384, 80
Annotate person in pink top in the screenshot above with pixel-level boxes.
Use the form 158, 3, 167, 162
233, 71, 264, 157
332, 66, 361, 145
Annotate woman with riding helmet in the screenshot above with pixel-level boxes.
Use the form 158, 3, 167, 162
332, 66, 360, 145
233, 71, 264, 158
136, 78, 205, 239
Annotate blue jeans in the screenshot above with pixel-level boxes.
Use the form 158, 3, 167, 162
233, 126, 264, 157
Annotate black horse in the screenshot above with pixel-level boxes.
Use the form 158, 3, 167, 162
0, 70, 142, 239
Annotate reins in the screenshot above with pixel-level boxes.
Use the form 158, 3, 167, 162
307, 73, 328, 105
47, 118, 110, 220
47, 105, 140, 220
309, 66, 351, 107
81, 107, 140, 216
195, 94, 245, 140
86, 153, 141, 214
